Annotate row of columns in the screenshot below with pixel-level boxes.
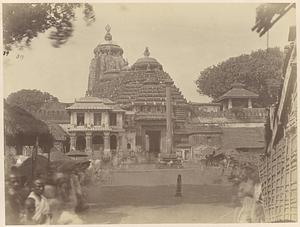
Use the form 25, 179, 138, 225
224, 98, 253, 110
70, 111, 123, 127
70, 131, 112, 152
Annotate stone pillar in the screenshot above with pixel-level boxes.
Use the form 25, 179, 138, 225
117, 113, 123, 128
248, 98, 252, 108
70, 133, 76, 150
102, 112, 109, 129
71, 112, 76, 125
228, 99, 233, 109
103, 132, 110, 157
117, 133, 123, 151
89, 112, 93, 125
84, 112, 89, 125
85, 132, 92, 152
222, 102, 227, 111
166, 81, 173, 154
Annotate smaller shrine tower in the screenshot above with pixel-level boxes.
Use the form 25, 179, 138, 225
215, 82, 259, 110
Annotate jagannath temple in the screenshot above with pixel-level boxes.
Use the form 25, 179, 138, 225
75, 24, 188, 162
29, 25, 267, 165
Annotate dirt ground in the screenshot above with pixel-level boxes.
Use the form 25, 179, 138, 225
82, 184, 238, 224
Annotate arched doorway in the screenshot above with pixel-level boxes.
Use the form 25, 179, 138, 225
92, 135, 104, 151
110, 135, 117, 150
76, 135, 86, 151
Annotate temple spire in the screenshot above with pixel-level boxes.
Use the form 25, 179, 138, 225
104, 24, 112, 41
144, 47, 150, 57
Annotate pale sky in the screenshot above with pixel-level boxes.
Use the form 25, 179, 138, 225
3, 3, 296, 103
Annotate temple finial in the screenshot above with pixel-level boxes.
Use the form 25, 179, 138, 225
144, 47, 150, 57
105, 24, 111, 32
104, 24, 112, 41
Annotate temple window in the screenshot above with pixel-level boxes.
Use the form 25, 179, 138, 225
109, 113, 117, 126
157, 106, 161, 112
110, 135, 117, 150
127, 143, 131, 149
77, 113, 85, 126
94, 113, 102, 125
207, 136, 212, 144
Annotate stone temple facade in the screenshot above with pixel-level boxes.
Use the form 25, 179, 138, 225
57, 25, 267, 164
85, 25, 188, 161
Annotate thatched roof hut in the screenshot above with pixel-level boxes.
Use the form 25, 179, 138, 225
4, 101, 53, 151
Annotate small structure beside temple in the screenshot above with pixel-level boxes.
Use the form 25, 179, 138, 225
215, 82, 259, 110
65, 96, 128, 158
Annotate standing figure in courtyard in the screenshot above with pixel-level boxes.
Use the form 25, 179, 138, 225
235, 167, 264, 223
25, 178, 51, 224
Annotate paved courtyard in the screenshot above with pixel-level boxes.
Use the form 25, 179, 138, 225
82, 184, 238, 224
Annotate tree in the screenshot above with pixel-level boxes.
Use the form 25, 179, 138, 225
3, 3, 95, 50
6, 89, 59, 112
196, 48, 283, 107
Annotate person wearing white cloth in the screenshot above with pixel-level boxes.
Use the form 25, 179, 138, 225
26, 179, 51, 224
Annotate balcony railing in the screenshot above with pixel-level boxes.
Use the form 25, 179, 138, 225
69, 124, 123, 131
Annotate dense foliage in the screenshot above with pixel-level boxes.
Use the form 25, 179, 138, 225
196, 48, 284, 107
7, 89, 59, 112
3, 3, 95, 50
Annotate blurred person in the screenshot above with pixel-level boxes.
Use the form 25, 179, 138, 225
5, 173, 26, 224
22, 198, 36, 224
235, 167, 265, 223
26, 178, 51, 224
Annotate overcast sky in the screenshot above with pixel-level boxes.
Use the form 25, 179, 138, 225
3, 3, 296, 103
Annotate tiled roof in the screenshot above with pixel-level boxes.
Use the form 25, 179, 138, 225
76, 96, 114, 104
216, 86, 259, 102
189, 102, 221, 106
67, 102, 113, 110
222, 127, 265, 149
92, 70, 187, 121
67, 96, 125, 111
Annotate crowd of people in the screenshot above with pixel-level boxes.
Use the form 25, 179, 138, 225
5, 161, 90, 225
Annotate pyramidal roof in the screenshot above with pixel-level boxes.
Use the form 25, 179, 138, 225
216, 82, 259, 102
66, 96, 124, 111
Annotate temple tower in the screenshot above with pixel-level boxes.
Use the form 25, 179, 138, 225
87, 25, 128, 94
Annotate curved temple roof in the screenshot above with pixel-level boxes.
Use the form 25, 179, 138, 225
131, 47, 163, 71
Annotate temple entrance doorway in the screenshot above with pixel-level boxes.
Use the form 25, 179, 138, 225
146, 130, 161, 158
110, 135, 117, 156
92, 135, 104, 151
76, 135, 86, 151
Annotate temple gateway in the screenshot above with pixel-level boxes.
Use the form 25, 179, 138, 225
59, 25, 266, 163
